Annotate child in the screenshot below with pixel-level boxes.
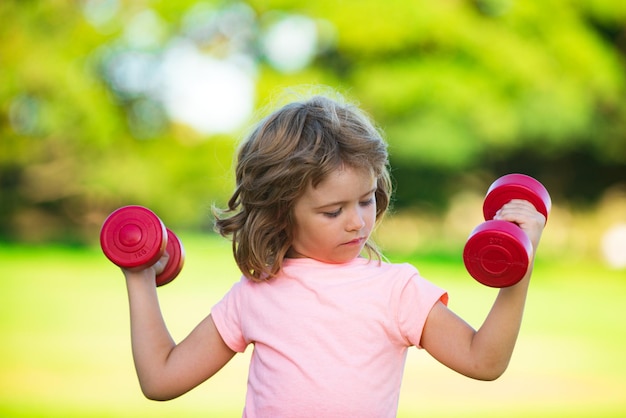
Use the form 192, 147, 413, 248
122, 92, 546, 417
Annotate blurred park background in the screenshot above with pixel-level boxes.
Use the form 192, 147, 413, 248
1, 0, 625, 417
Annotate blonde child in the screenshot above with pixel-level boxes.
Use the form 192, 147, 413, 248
122, 93, 545, 417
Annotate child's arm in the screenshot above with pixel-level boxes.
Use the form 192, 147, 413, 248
124, 258, 236, 400
420, 199, 545, 381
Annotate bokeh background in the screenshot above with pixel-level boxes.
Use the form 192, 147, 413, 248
1, 0, 625, 417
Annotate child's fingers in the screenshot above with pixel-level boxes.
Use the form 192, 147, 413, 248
494, 199, 545, 223
494, 199, 546, 251
153, 251, 170, 275
122, 252, 169, 283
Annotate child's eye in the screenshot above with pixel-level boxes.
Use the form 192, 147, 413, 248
323, 209, 342, 218
360, 198, 375, 207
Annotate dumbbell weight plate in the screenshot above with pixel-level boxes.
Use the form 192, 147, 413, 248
100, 206, 167, 270
483, 173, 551, 221
463, 220, 533, 288
156, 229, 185, 287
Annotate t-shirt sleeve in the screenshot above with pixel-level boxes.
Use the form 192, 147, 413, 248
211, 278, 249, 353
396, 265, 448, 349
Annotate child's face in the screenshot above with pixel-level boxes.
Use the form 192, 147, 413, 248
288, 165, 377, 264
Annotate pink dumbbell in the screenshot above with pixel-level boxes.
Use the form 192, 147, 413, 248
100, 206, 185, 286
463, 174, 551, 288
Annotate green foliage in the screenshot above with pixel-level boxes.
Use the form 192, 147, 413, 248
0, 0, 237, 242
1, 0, 625, 242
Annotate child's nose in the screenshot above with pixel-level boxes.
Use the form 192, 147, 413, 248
346, 207, 366, 231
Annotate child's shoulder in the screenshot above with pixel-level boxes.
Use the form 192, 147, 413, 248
375, 259, 421, 275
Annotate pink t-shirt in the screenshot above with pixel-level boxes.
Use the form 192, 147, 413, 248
211, 257, 448, 418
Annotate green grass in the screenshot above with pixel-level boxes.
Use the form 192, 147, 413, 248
1, 234, 625, 417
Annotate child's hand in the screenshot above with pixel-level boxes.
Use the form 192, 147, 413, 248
493, 199, 546, 254
122, 252, 170, 283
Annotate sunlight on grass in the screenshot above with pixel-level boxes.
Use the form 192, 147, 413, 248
1, 234, 625, 417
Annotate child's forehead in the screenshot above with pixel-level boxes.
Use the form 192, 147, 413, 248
302, 166, 377, 203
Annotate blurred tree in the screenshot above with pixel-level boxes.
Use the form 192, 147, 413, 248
265, 0, 626, 207
0, 0, 625, 242
0, 0, 237, 242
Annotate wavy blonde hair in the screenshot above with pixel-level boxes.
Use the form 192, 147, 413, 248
214, 94, 392, 281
